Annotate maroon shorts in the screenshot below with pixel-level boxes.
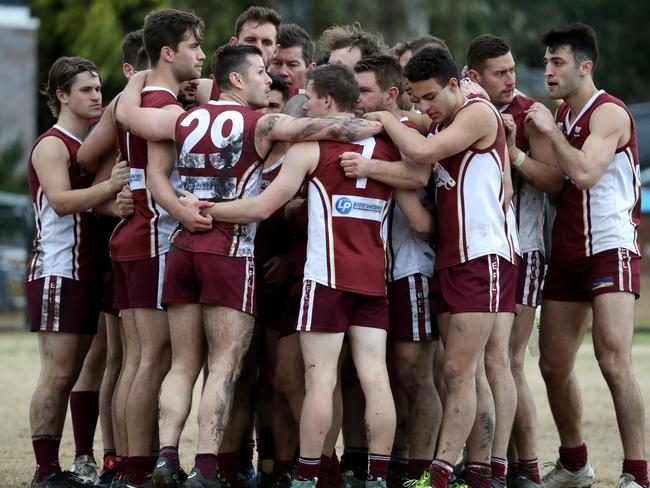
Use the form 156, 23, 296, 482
516, 250, 545, 307
543, 248, 640, 302
162, 246, 256, 316
26, 276, 100, 334
279, 280, 302, 338
387, 274, 436, 342
112, 254, 166, 310
296, 280, 389, 333
430, 255, 517, 314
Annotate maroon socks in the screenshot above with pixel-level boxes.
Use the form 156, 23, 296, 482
32, 435, 61, 482
69, 391, 99, 459
558, 443, 588, 472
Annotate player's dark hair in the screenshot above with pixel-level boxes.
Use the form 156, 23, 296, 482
269, 73, 289, 101
143, 9, 204, 66
354, 54, 404, 93
134, 47, 150, 71
314, 52, 330, 66
319, 22, 387, 58
212, 44, 263, 91
234, 6, 282, 38
404, 46, 459, 86
306, 63, 359, 113
41, 56, 99, 117
277, 23, 314, 65
466, 34, 510, 71
122, 29, 144, 66
392, 35, 450, 59
543, 22, 599, 68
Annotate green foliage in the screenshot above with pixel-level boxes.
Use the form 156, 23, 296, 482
29, 0, 169, 131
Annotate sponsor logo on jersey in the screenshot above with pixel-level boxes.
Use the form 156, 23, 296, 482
592, 277, 614, 290
434, 163, 456, 190
332, 195, 385, 221
129, 168, 146, 191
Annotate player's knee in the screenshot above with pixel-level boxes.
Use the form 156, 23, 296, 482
596, 349, 630, 381
538, 355, 570, 381
485, 351, 509, 380
443, 358, 474, 389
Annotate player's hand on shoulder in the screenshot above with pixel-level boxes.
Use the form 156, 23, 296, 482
116, 185, 134, 219
109, 160, 131, 193
460, 78, 489, 100
363, 111, 389, 124
340, 151, 373, 179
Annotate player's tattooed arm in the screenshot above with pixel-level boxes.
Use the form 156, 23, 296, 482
254, 114, 383, 155
114, 70, 181, 141
394, 189, 434, 241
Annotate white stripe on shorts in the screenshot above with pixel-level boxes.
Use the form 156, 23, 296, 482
297, 280, 315, 332
157, 253, 166, 310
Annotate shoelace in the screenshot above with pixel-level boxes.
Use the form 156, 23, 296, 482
403, 471, 432, 488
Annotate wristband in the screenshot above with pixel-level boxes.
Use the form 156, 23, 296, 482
512, 149, 526, 168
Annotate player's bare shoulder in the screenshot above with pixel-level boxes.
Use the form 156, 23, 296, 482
32, 135, 70, 168
590, 101, 632, 147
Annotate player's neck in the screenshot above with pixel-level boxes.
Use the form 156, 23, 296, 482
446, 93, 466, 125
387, 104, 402, 120
220, 91, 248, 107
566, 78, 598, 117
146, 67, 181, 96
56, 110, 91, 141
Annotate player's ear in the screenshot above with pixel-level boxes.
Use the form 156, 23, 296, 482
448, 77, 459, 91
579, 59, 593, 76
160, 46, 174, 63
123, 63, 135, 79
229, 71, 244, 89
386, 86, 399, 107
467, 69, 480, 83
56, 88, 68, 106
228, 37, 238, 46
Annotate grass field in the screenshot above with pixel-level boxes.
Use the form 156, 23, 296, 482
0, 331, 648, 487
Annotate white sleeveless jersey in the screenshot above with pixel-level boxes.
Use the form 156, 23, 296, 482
386, 188, 435, 281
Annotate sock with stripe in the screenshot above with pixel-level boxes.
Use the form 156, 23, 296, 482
490, 457, 507, 484
295, 456, 321, 481
430, 460, 453, 488
368, 453, 391, 480
159, 446, 180, 470
464, 462, 491, 488
69, 391, 99, 458
518, 459, 540, 484
32, 435, 62, 482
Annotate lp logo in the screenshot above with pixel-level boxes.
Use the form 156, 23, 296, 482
335, 197, 353, 214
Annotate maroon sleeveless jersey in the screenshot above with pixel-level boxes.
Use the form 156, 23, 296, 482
432, 97, 515, 269
552, 90, 640, 260
110, 87, 182, 262
26, 125, 98, 282
171, 100, 265, 256
303, 135, 400, 296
